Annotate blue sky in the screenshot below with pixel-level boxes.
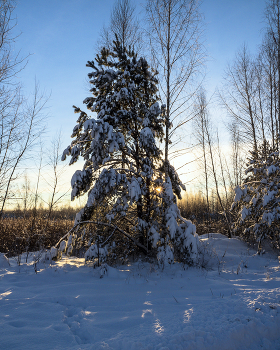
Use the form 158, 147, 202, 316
14, 0, 266, 138
203, 0, 265, 94
14, 0, 116, 139
12, 0, 267, 196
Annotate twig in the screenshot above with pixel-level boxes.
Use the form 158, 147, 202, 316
55, 220, 148, 253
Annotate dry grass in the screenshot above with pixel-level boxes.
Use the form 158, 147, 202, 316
193, 219, 231, 236
0, 194, 232, 258
178, 191, 231, 236
0, 215, 74, 256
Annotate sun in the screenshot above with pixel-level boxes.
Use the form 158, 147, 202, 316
156, 187, 162, 193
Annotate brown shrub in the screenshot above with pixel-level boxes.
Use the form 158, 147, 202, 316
0, 216, 74, 256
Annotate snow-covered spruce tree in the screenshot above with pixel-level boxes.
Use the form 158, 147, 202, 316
231, 140, 280, 252
59, 38, 198, 265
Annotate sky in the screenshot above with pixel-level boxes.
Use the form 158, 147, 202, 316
11, 0, 268, 204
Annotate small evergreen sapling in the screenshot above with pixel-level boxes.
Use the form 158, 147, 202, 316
231, 141, 280, 252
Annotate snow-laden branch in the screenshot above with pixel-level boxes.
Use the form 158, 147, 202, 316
55, 220, 148, 253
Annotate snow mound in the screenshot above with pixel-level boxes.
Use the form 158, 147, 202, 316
0, 253, 10, 269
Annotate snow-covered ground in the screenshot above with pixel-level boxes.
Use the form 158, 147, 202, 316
0, 233, 280, 350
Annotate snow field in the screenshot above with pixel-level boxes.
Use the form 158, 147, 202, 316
0, 234, 280, 350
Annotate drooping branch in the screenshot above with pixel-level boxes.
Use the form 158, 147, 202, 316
55, 220, 148, 253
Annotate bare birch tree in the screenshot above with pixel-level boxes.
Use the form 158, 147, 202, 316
193, 89, 210, 220
229, 122, 243, 188
265, 0, 280, 131
146, 0, 204, 176
98, 0, 142, 53
221, 1, 280, 159
220, 45, 261, 153
194, 89, 232, 236
0, 1, 46, 217
204, 120, 232, 237
261, 34, 278, 146
0, 83, 46, 218
44, 133, 69, 225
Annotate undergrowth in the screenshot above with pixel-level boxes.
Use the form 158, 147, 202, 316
0, 216, 73, 256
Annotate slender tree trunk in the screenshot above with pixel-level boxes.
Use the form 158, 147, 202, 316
165, 0, 171, 180
277, 4, 280, 132
205, 124, 232, 238
201, 117, 210, 232
0, 113, 34, 219
217, 132, 229, 209
270, 73, 275, 147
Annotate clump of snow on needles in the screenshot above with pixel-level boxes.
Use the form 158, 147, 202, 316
0, 234, 280, 350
